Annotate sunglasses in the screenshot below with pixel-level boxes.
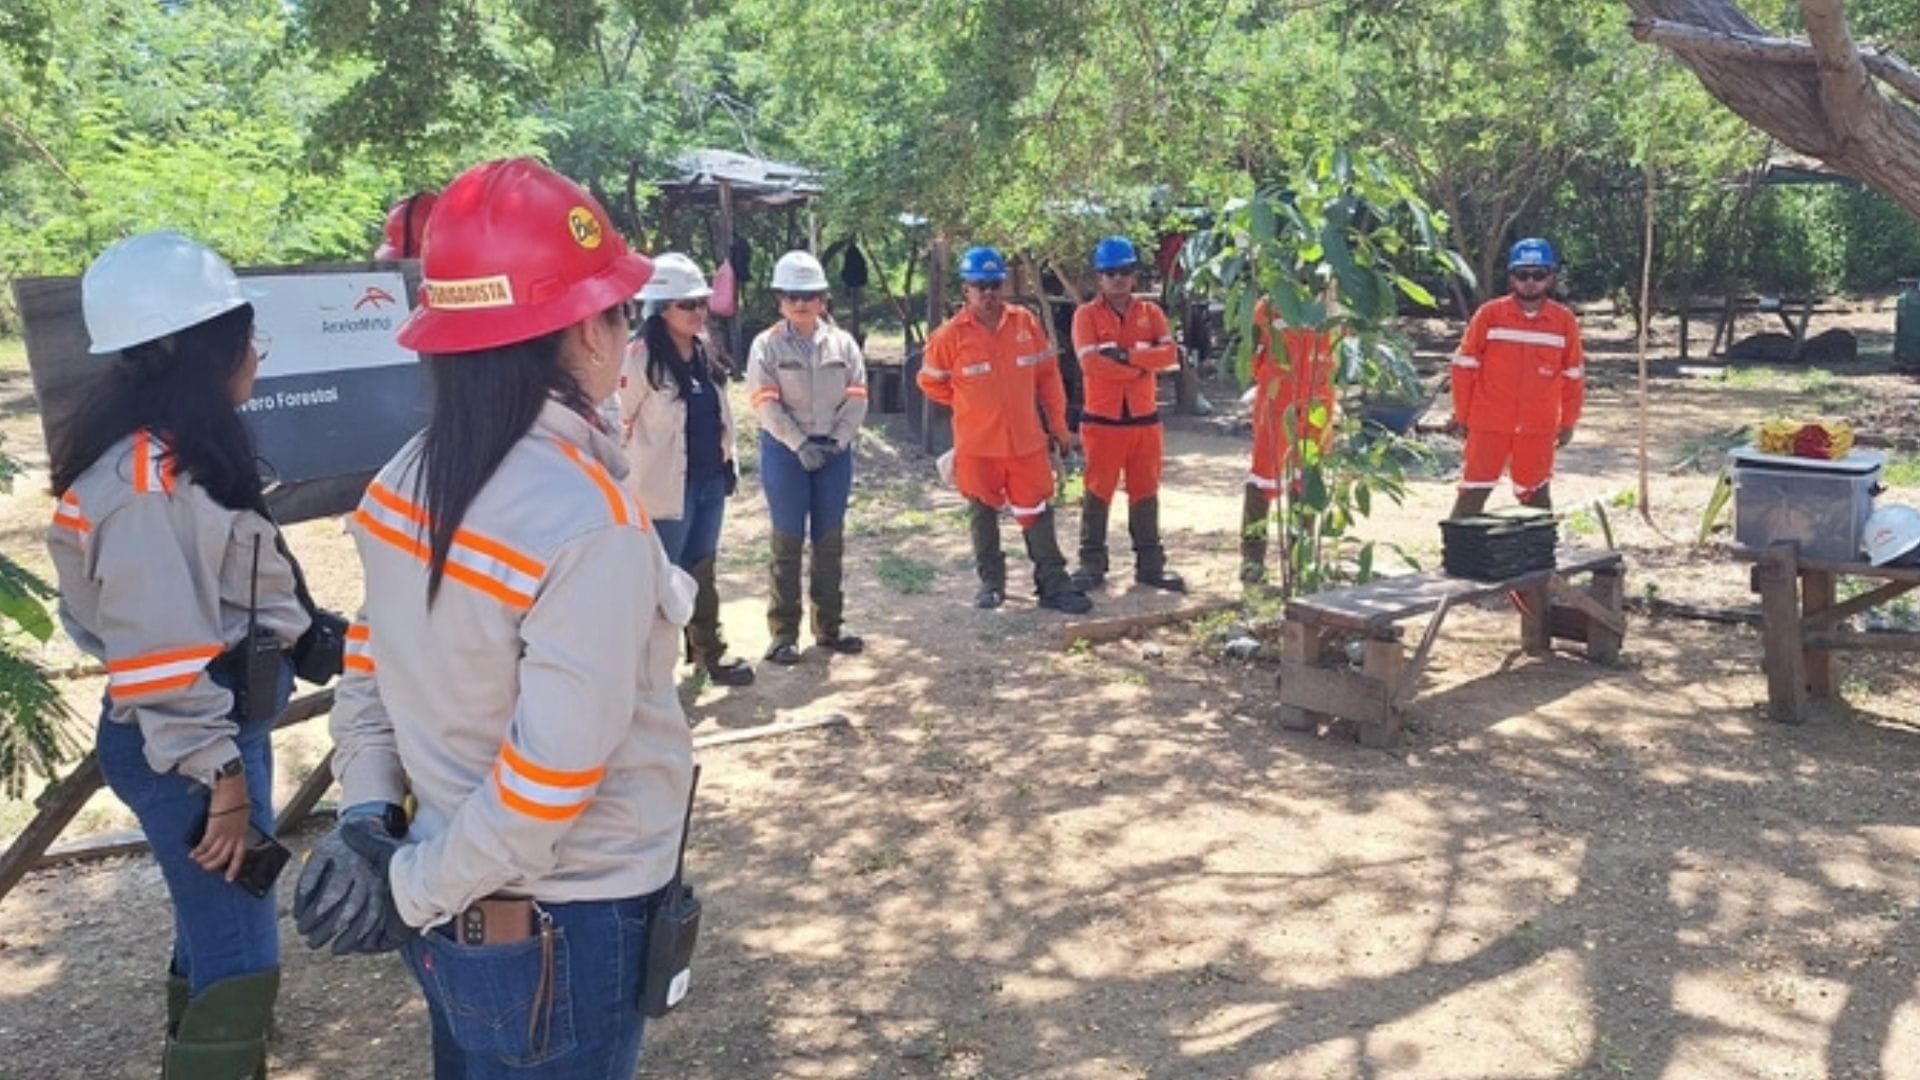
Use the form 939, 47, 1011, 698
1510, 268, 1554, 282
779, 292, 826, 304
670, 299, 709, 312
967, 280, 1006, 292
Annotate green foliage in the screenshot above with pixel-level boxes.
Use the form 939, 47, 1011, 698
1194, 147, 1462, 598
875, 551, 936, 595
0, 441, 78, 797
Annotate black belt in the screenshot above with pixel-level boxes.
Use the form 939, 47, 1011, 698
1079, 412, 1161, 428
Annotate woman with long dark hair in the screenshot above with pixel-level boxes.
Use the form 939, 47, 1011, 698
617, 253, 754, 686
294, 158, 693, 1077
48, 230, 307, 1076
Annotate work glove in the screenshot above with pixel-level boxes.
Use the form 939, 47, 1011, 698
1557, 427, 1575, 449
724, 459, 739, 497
1098, 345, 1131, 365
294, 812, 413, 955
797, 442, 830, 472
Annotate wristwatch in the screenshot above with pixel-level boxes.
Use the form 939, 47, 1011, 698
213, 757, 246, 781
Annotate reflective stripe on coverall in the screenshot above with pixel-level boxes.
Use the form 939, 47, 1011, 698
1248, 299, 1337, 500
917, 303, 1067, 525
1451, 295, 1585, 496
1071, 295, 1178, 501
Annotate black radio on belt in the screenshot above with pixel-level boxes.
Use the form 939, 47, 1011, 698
641, 766, 702, 1018
222, 535, 283, 723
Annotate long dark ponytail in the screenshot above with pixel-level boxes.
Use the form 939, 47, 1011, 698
50, 303, 265, 513
413, 333, 595, 604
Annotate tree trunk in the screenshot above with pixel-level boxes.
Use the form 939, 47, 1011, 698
1623, 0, 1920, 219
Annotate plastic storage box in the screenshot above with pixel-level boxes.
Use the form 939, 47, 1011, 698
1731, 446, 1884, 562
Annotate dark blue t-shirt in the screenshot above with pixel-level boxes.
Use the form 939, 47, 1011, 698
682, 359, 724, 483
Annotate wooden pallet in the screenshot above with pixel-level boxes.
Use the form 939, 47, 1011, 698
1276, 550, 1627, 747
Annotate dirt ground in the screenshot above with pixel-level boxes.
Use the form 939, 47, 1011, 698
3, 302, 1920, 1079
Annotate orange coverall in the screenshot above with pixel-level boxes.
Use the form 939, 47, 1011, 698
1248, 298, 1337, 500
1071, 295, 1179, 502
918, 303, 1068, 526
1450, 295, 1585, 499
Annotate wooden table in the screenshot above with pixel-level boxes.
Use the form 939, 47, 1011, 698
1737, 545, 1920, 723
1277, 550, 1628, 748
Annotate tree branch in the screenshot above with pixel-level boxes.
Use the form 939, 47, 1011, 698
0, 114, 88, 201
1631, 16, 1920, 108
1800, 0, 1878, 151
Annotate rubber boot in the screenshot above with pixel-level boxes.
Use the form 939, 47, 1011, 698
685, 557, 754, 685
1071, 494, 1110, 591
1023, 509, 1092, 614
809, 529, 864, 653
167, 971, 189, 1034
970, 500, 1007, 609
1521, 483, 1553, 511
1129, 495, 1186, 592
766, 531, 805, 663
1450, 486, 1493, 519
1240, 484, 1270, 585
163, 968, 278, 1080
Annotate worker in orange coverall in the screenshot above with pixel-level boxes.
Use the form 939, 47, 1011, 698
1448, 237, 1585, 517
1069, 235, 1185, 593
1240, 296, 1338, 586
918, 245, 1092, 614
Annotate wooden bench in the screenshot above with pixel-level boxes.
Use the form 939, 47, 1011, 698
1735, 544, 1920, 723
1276, 550, 1628, 747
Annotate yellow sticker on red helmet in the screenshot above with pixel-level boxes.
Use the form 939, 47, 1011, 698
568, 207, 603, 250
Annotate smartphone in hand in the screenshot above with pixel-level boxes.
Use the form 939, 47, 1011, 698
187, 814, 291, 898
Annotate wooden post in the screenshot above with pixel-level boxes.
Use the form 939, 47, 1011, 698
1517, 582, 1553, 655
1358, 636, 1405, 748
1276, 620, 1329, 732
1754, 546, 1809, 723
0, 753, 104, 901
1586, 567, 1627, 664
1801, 568, 1836, 698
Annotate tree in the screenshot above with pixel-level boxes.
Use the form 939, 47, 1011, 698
1625, 0, 1920, 219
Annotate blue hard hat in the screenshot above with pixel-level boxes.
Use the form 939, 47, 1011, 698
1508, 237, 1557, 270
1093, 236, 1139, 272
958, 245, 1007, 283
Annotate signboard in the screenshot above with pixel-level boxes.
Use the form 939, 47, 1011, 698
15, 261, 426, 523
238, 270, 426, 484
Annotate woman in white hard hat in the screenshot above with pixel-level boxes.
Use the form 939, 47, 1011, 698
617, 253, 754, 686
745, 250, 870, 663
292, 158, 693, 1076
48, 230, 308, 1075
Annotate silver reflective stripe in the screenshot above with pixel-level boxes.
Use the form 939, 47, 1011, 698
1015, 351, 1049, 368
961, 362, 991, 376
1486, 327, 1568, 348
1562, 366, 1585, 379
1451, 354, 1481, 369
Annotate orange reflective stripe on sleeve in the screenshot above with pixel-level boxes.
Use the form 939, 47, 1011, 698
107, 643, 223, 701
356, 482, 547, 611
750, 387, 782, 406
52, 492, 91, 538
492, 740, 606, 822
343, 622, 374, 674
843, 385, 868, 399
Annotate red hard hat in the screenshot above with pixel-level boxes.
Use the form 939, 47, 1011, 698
374, 191, 438, 260
395, 159, 652, 354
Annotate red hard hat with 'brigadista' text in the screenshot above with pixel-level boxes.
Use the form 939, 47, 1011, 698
395, 158, 652, 355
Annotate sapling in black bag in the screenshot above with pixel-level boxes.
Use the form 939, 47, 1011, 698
641, 766, 701, 1018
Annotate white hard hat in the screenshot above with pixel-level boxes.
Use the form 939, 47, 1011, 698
1863, 505, 1920, 566
82, 231, 259, 355
770, 250, 829, 292
635, 252, 712, 302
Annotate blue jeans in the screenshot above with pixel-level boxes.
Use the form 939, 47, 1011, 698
653, 472, 729, 570
760, 433, 853, 540
404, 894, 655, 1079
94, 656, 292, 995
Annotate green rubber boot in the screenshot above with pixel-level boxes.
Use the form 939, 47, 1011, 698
163, 968, 279, 1080
685, 557, 754, 685
1240, 484, 1270, 585
766, 531, 806, 662
809, 529, 863, 652
1071, 494, 1110, 591
969, 500, 1007, 608
1023, 508, 1092, 615
167, 971, 189, 1034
